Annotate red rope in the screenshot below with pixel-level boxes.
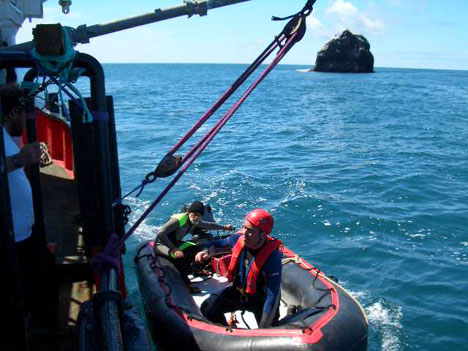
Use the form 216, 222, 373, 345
115, 17, 305, 249
168, 34, 285, 156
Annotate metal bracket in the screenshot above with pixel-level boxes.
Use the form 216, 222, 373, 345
185, 0, 208, 18
75, 25, 91, 44
197, 1, 208, 16
59, 0, 72, 14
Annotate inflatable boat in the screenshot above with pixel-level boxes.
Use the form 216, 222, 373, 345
135, 239, 368, 351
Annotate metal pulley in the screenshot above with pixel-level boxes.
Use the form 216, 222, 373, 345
59, 0, 72, 14
283, 15, 306, 43
146, 154, 183, 182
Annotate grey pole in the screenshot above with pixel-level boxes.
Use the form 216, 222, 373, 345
1, 0, 251, 52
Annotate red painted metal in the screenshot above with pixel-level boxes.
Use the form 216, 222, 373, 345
23, 109, 74, 178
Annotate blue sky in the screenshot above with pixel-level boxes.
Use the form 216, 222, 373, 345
16, 0, 468, 70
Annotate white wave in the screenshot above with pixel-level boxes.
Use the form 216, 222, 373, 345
335, 286, 404, 351
366, 301, 403, 351
125, 196, 160, 243
408, 233, 426, 239
346, 288, 369, 301
296, 68, 311, 73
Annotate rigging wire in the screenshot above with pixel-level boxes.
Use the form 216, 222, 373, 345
115, 13, 309, 250
121, 2, 314, 201
117, 35, 286, 202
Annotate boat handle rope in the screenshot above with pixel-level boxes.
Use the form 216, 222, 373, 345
149, 249, 183, 316
141, 242, 208, 320
282, 255, 335, 312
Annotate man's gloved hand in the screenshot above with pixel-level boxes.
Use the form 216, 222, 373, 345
170, 248, 185, 258
19, 141, 41, 167
195, 250, 209, 263
223, 224, 235, 231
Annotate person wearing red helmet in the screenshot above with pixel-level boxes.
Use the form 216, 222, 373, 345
195, 209, 283, 328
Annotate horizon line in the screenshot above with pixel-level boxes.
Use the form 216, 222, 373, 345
96, 62, 468, 72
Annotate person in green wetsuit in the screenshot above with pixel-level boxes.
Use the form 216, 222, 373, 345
154, 201, 234, 291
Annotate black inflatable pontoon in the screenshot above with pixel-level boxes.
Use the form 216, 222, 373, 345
135, 241, 368, 351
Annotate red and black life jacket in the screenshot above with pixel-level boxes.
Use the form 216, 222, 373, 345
226, 236, 282, 295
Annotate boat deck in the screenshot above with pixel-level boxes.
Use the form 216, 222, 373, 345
40, 161, 94, 350
190, 274, 288, 329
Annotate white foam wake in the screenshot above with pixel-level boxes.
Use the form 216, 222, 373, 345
366, 301, 404, 351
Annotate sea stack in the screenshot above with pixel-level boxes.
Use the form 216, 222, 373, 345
313, 30, 374, 73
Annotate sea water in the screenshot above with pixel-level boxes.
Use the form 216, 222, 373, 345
102, 64, 467, 351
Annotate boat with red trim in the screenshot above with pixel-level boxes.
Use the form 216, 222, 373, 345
135, 238, 368, 351
0, 1, 365, 350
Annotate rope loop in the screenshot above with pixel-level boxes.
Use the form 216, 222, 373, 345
133, 178, 149, 198
113, 203, 131, 226
144, 171, 157, 184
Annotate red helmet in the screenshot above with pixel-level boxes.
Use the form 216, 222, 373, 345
245, 209, 274, 236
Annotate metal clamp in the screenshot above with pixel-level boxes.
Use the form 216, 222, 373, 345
197, 1, 208, 16
185, 0, 208, 18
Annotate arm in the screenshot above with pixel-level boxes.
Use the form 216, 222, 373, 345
6, 153, 24, 172
154, 217, 180, 251
259, 250, 282, 328
195, 234, 240, 262
202, 234, 240, 250
198, 220, 233, 231
6, 142, 40, 172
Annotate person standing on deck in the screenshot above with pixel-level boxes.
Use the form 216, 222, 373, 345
0, 84, 58, 340
154, 201, 234, 292
196, 209, 283, 328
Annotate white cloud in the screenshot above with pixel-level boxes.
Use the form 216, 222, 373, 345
325, 0, 386, 35
306, 16, 332, 39
327, 0, 358, 17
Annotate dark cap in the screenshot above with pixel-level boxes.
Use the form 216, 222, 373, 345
187, 201, 204, 215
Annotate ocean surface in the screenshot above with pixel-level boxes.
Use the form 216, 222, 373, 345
101, 64, 467, 350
